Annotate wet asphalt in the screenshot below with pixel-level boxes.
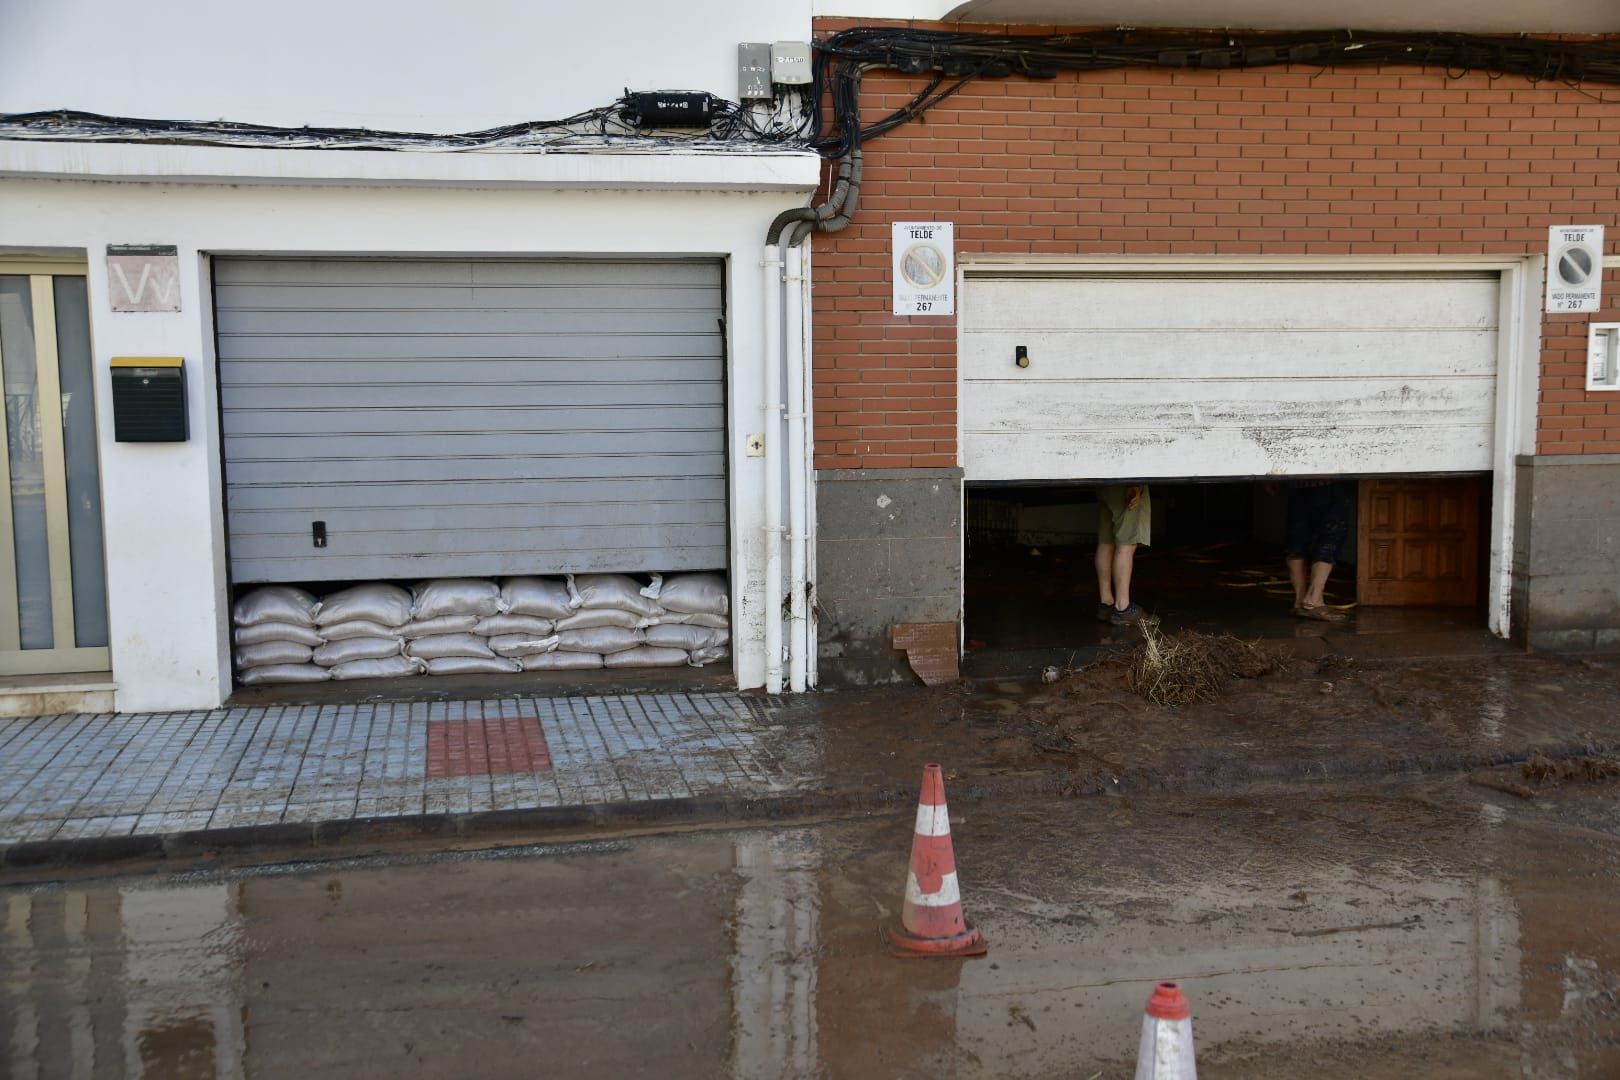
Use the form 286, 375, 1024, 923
4, 771, 1618, 1078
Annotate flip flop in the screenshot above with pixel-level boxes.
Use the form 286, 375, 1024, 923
1295, 605, 1347, 623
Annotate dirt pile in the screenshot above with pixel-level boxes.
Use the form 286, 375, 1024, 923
1108, 625, 1287, 707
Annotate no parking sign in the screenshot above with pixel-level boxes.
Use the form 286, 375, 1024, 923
892, 222, 954, 315
1546, 225, 1604, 313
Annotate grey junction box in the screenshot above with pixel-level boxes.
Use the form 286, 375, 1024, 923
738, 43, 772, 100
771, 41, 812, 84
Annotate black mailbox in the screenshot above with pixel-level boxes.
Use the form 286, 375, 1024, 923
110, 357, 188, 442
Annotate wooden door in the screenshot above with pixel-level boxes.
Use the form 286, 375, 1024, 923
1357, 477, 1482, 606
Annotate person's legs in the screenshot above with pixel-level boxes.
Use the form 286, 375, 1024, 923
1302, 559, 1334, 609
1295, 483, 1352, 621
1284, 488, 1312, 611
1095, 486, 1124, 616
1111, 543, 1137, 610
1286, 556, 1308, 609
1095, 543, 1117, 607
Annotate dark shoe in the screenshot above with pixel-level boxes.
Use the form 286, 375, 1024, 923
1096, 603, 1114, 623
1110, 602, 1156, 626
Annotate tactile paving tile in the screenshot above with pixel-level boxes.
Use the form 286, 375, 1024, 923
425, 714, 553, 778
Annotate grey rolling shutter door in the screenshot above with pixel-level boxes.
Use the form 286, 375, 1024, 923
215, 258, 727, 583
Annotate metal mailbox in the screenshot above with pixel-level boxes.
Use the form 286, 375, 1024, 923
110, 356, 189, 442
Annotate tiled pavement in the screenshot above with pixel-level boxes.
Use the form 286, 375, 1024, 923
0, 694, 803, 846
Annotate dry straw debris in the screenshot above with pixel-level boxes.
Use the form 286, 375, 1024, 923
1114, 624, 1286, 708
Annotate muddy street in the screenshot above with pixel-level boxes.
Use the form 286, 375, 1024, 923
5, 770, 1620, 1078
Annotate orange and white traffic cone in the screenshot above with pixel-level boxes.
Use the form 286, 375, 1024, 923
1135, 982, 1197, 1079
889, 763, 987, 958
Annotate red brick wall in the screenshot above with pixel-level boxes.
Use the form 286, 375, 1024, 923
809, 19, 1620, 469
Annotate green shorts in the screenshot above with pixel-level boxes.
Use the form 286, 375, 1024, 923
1097, 485, 1151, 547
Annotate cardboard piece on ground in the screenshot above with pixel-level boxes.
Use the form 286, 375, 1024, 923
891, 622, 959, 686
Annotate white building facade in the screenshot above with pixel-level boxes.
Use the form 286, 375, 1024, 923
0, 1, 822, 711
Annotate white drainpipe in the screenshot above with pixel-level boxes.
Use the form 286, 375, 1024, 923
784, 242, 809, 693
761, 241, 785, 694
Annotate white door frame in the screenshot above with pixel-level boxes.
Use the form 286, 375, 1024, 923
955, 254, 1544, 639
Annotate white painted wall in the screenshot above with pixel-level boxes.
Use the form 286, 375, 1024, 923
0, 0, 812, 131
0, 178, 811, 708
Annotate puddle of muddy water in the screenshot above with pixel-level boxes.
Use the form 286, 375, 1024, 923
3, 778, 1619, 1078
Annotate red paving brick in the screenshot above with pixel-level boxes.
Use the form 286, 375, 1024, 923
426, 716, 553, 778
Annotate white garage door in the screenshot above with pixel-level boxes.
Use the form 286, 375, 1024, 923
215, 257, 728, 583
960, 271, 1500, 481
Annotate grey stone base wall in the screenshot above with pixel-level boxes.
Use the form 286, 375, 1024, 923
815, 468, 962, 687
1512, 454, 1620, 652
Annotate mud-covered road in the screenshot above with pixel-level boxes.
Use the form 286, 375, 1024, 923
5, 767, 1619, 1078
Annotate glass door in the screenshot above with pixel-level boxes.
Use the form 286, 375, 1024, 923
0, 262, 110, 675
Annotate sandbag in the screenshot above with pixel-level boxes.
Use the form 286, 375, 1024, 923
688, 645, 730, 668
313, 636, 402, 666
233, 586, 319, 628
474, 614, 555, 637
554, 627, 642, 654
411, 579, 504, 620
657, 573, 728, 616
400, 615, 479, 639
406, 633, 495, 661
655, 612, 730, 630
233, 622, 325, 648
331, 655, 427, 681
321, 619, 403, 642
643, 624, 730, 652
567, 574, 663, 618
235, 640, 315, 668
604, 645, 690, 669
238, 663, 331, 685
522, 651, 604, 671
425, 655, 521, 676
554, 609, 649, 632
488, 634, 560, 658
500, 577, 574, 620
639, 572, 664, 600
315, 584, 412, 628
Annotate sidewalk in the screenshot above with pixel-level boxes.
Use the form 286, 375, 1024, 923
0, 694, 809, 856
3, 645, 1619, 869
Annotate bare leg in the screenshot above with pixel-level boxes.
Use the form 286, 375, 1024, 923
1112, 543, 1137, 610
1286, 556, 1307, 609
1095, 544, 1116, 606
1303, 561, 1334, 609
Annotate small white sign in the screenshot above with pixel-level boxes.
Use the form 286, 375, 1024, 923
106, 245, 181, 312
892, 222, 953, 316
1546, 225, 1603, 313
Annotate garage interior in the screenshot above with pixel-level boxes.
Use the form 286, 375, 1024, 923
963, 476, 1491, 673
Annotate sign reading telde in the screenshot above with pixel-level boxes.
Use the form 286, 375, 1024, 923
892, 222, 954, 316
1546, 225, 1604, 313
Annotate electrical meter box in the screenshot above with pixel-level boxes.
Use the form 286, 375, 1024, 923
738, 43, 772, 99
110, 356, 189, 442
771, 41, 813, 84
1589, 324, 1620, 391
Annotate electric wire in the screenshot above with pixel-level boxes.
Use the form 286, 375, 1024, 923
1, 29, 1617, 157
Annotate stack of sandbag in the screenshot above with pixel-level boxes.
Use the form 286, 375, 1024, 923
313, 583, 422, 681
402, 578, 528, 676
232, 586, 327, 685
232, 572, 731, 684
640, 572, 730, 668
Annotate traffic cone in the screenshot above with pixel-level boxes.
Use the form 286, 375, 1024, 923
1135, 982, 1197, 1079
889, 763, 987, 958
